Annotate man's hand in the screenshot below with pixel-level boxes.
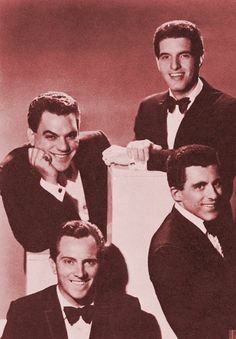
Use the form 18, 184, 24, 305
102, 145, 130, 166
127, 139, 162, 162
28, 148, 58, 184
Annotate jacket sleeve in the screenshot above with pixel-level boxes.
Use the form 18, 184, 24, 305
1, 301, 22, 339
148, 245, 230, 338
0, 149, 79, 252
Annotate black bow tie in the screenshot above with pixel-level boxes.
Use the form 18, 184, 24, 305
64, 305, 95, 325
166, 96, 190, 114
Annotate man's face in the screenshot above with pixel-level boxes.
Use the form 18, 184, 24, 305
156, 37, 201, 99
51, 235, 100, 306
173, 165, 223, 221
30, 111, 79, 172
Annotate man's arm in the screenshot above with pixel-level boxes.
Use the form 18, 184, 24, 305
2, 301, 24, 338
148, 245, 228, 337
0, 147, 79, 252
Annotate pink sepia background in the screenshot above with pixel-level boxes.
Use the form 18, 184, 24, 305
0, 0, 236, 320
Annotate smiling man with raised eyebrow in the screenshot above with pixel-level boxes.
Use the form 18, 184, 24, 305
0, 91, 110, 252
148, 144, 236, 339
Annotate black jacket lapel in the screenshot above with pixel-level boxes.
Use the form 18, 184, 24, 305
44, 287, 68, 339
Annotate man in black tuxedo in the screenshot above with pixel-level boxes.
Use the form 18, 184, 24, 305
103, 20, 236, 201
0, 91, 110, 252
2, 220, 161, 339
148, 144, 236, 339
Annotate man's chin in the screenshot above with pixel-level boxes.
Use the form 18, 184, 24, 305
53, 162, 71, 173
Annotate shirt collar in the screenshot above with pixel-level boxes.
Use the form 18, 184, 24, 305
169, 77, 203, 105
175, 203, 207, 234
56, 285, 79, 315
56, 285, 94, 313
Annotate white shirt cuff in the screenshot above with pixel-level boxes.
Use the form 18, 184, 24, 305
40, 178, 66, 202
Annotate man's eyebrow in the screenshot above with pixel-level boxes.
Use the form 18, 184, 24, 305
42, 130, 58, 136
159, 52, 170, 56
61, 256, 75, 260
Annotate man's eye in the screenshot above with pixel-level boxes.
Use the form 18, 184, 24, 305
63, 259, 74, 265
180, 53, 191, 59
195, 184, 205, 191
84, 259, 98, 267
214, 181, 222, 189
160, 55, 169, 60
45, 134, 57, 140
67, 133, 78, 140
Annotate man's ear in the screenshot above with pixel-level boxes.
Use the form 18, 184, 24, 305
27, 128, 35, 146
49, 257, 57, 275
155, 57, 161, 71
170, 187, 183, 203
199, 55, 204, 68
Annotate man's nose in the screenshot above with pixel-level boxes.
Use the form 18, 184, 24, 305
74, 262, 86, 278
170, 56, 180, 70
206, 184, 219, 199
57, 138, 69, 151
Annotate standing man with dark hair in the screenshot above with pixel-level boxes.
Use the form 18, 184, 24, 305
103, 19, 236, 202
148, 144, 236, 339
2, 220, 161, 339
0, 91, 110, 251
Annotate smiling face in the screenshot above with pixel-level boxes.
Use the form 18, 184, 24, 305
50, 235, 99, 306
29, 111, 79, 172
156, 37, 201, 99
172, 165, 223, 221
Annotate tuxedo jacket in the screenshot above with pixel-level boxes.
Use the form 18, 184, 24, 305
0, 131, 110, 252
2, 285, 161, 339
134, 78, 236, 197
148, 207, 236, 339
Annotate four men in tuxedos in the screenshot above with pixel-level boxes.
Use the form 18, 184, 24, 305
2, 220, 161, 339
0, 91, 110, 251
148, 144, 236, 339
1, 19, 236, 338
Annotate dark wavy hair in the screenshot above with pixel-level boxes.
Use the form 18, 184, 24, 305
154, 20, 204, 62
167, 144, 220, 190
50, 220, 105, 262
28, 91, 80, 132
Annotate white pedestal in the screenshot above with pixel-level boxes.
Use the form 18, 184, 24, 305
110, 166, 177, 339
26, 251, 56, 295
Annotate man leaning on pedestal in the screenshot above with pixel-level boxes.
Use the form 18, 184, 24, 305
103, 19, 236, 203
0, 91, 110, 252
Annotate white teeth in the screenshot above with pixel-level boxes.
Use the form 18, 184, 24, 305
170, 73, 183, 78
70, 280, 86, 285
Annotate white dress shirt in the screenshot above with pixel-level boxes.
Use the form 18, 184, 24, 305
40, 167, 89, 221
175, 203, 224, 257
56, 285, 92, 339
167, 78, 203, 148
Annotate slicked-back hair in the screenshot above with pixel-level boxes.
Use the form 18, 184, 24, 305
50, 220, 105, 262
28, 91, 80, 132
167, 144, 220, 190
153, 20, 204, 60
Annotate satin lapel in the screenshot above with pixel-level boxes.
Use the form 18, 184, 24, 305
89, 302, 117, 339
44, 287, 68, 339
174, 79, 217, 147
79, 161, 97, 221
155, 92, 169, 148
173, 208, 225, 262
